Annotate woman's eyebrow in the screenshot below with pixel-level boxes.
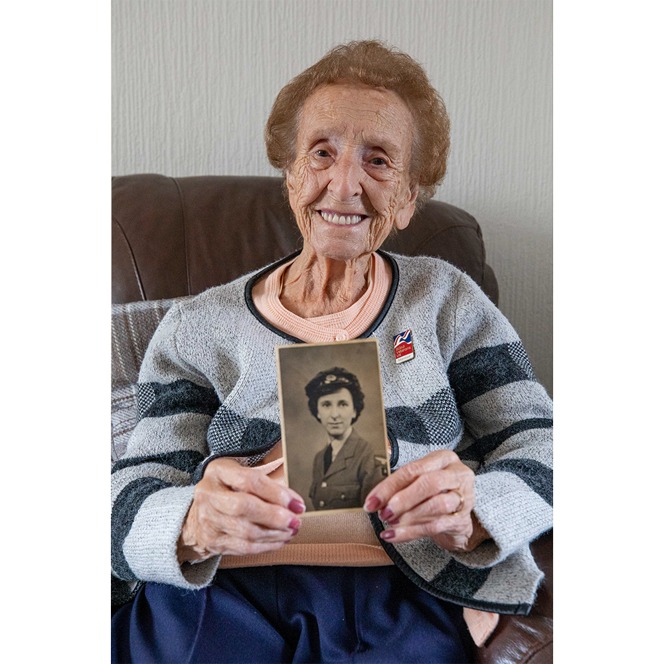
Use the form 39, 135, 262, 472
306, 127, 402, 154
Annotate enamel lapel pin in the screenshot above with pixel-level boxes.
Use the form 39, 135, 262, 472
393, 330, 414, 364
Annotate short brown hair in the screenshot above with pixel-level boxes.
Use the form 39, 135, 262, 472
265, 40, 450, 206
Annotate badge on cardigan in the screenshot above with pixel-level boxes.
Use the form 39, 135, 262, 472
393, 330, 414, 364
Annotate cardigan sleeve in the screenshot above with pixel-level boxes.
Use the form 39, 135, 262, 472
111, 303, 222, 589
444, 272, 553, 568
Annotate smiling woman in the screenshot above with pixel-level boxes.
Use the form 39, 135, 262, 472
111, 40, 553, 664
279, 83, 418, 316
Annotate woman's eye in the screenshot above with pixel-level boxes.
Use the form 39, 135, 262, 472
370, 157, 386, 166
315, 150, 330, 158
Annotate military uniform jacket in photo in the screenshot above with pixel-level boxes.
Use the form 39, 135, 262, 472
309, 429, 388, 510
111, 252, 553, 615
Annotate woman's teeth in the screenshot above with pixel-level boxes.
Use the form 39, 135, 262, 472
319, 211, 364, 225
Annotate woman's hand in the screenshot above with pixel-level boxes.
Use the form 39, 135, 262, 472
177, 458, 306, 564
363, 450, 489, 552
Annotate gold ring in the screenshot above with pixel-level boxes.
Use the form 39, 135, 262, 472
448, 490, 464, 516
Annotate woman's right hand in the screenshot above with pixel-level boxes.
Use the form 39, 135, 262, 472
177, 458, 306, 564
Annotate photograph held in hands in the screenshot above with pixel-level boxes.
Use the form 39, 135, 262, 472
276, 339, 390, 515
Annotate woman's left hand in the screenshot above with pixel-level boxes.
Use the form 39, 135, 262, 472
363, 450, 488, 552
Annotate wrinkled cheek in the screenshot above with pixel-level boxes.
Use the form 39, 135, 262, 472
369, 215, 393, 249
289, 164, 317, 241
370, 193, 401, 248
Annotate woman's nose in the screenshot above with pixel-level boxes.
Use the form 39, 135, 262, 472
327, 155, 363, 200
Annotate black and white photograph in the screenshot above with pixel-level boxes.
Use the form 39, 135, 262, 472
276, 339, 390, 514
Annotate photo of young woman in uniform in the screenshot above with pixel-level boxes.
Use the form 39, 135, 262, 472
305, 368, 388, 511
276, 339, 390, 514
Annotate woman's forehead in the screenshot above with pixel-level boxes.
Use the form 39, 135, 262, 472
298, 83, 413, 148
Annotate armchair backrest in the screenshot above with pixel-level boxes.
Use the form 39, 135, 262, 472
112, 174, 498, 306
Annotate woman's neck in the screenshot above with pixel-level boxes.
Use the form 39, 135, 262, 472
279, 246, 373, 318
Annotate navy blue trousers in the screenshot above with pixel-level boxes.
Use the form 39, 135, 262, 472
112, 565, 473, 663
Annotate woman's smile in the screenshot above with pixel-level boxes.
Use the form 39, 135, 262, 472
316, 209, 369, 226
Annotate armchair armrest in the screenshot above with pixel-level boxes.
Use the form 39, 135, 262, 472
476, 530, 553, 664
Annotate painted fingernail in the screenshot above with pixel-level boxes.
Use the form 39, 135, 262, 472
381, 529, 396, 541
290, 528, 299, 538
364, 496, 380, 512
288, 518, 301, 530
379, 507, 394, 521
387, 518, 400, 525
289, 499, 306, 514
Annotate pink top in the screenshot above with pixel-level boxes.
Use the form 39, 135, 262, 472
252, 252, 390, 342
220, 252, 498, 645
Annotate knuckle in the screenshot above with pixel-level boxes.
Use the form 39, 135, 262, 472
236, 539, 252, 555
399, 463, 419, 482
425, 472, 445, 494
236, 520, 255, 540
423, 519, 444, 536
432, 493, 452, 514
443, 449, 459, 463
435, 515, 454, 532
206, 458, 234, 478
223, 492, 245, 516
245, 541, 271, 555
244, 472, 263, 493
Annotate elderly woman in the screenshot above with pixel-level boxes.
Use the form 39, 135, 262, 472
305, 367, 387, 510
112, 41, 552, 663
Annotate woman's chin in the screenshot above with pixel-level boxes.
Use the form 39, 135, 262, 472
307, 235, 374, 262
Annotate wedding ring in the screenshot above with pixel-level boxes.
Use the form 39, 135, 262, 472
448, 490, 464, 516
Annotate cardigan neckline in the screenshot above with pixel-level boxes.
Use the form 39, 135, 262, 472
243, 249, 400, 343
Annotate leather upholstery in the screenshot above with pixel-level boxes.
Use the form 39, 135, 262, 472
111, 174, 551, 663
112, 174, 498, 306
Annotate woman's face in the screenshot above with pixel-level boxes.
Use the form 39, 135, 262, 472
286, 83, 419, 262
316, 388, 357, 438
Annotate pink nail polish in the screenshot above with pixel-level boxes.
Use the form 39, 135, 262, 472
380, 507, 394, 521
387, 518, 400, 525
364, 496, 380, 512
381, 529, 396, 541
289, 499, 305, 514
288, 518, 301, 530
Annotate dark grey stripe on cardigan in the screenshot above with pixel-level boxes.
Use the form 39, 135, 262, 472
112, 450, 205, 475
367, 512, 530, 614
478, 458, 553, 506
207, 405, 281, 456
384, 388, 462, 447
457, 418, 553, 463
111, 477, 173, 581
137, 379, 220, 420
449, 342, 536, 406
430, 558, 492, 599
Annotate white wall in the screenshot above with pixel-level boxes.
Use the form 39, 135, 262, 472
112, 0, 552, 396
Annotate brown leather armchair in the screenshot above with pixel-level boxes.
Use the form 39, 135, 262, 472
112, 173, 552, 664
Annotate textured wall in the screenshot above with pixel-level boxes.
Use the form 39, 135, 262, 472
112, 0, 552, 395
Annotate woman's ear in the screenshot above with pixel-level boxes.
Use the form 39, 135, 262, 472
286, 169, 295, 194
394, 183, 419, 231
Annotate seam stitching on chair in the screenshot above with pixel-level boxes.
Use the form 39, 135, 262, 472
172, 178, 192, 296
113, 215, 146, 301
521, 634, 553, 664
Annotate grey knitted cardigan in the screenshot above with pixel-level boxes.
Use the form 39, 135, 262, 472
111, 252, 553, 615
